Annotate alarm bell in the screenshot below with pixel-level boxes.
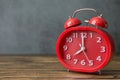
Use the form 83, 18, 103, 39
64, 18, 81, 29
89, 15, 108, 28
64, 8, 108, 29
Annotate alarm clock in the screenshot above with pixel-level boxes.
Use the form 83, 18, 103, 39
56, 8, 115, 73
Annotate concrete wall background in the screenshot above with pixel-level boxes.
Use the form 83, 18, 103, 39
0, 0, 119, 54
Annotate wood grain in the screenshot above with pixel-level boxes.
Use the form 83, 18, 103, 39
0, 55, 119, 80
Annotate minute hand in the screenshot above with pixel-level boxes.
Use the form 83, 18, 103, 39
81, 33, 85, 48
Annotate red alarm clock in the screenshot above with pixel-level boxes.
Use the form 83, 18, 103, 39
56, 8, 115, 73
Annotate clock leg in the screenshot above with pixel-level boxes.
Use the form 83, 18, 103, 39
98, 70, 102, 75
67, 69, 70, 72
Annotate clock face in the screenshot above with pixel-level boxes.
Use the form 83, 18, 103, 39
56, 27, 113, 72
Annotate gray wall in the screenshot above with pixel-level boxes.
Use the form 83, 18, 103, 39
0, 0, 119, 54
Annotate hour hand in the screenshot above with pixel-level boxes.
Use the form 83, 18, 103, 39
74, 47, 84, 55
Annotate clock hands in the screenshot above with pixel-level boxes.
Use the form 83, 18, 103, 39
83, 50, 90, 62
74, 44, 85, 55
74, 33, 85, 55
81, 33, 85, 50
74, 32, 90, 62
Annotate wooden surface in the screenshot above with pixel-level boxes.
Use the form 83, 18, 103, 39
0, 55, 119, 80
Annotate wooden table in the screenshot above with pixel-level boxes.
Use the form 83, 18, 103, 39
0, 55, 119, 80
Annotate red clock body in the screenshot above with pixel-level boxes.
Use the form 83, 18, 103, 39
56, 26, 114, 73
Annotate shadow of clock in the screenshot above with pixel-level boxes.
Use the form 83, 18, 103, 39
101, 70, 120, 74
64, 70, 120, 79
101, 70, 120, 78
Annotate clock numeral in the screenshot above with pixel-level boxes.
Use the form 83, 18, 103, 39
100, 46, 106, 52
96, 56, 102, 62
73, 59, 78, 64
66, 54, 71, 60
81, 60, 86, 65
63, 45, 68, 51
81, 32, 87, 38
73, 32, 78, 38
66, 37, 73, 43
97, 37, 102, 43
89, 60, 94, 66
